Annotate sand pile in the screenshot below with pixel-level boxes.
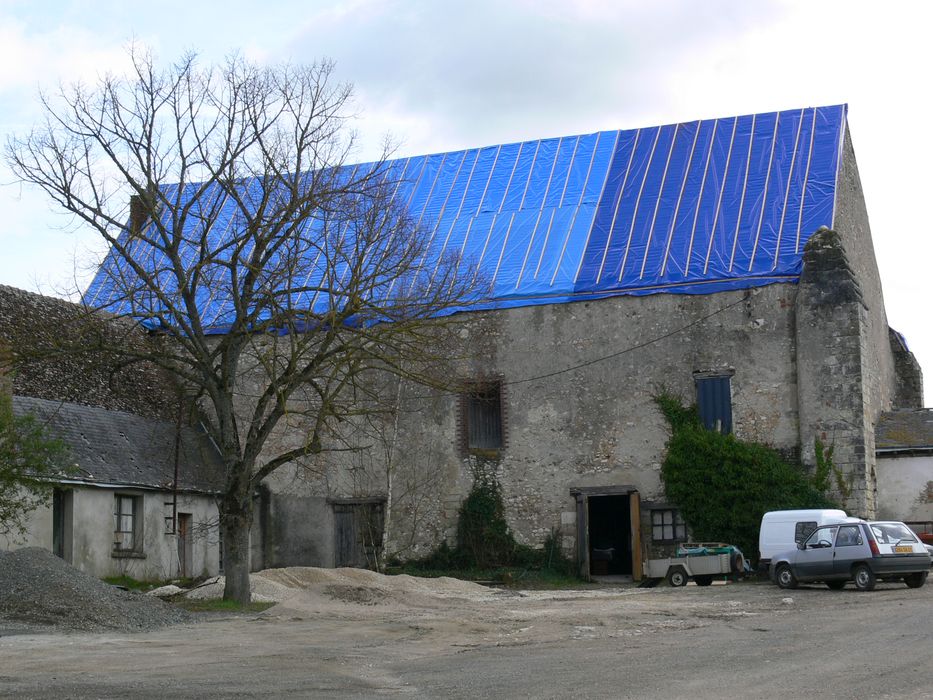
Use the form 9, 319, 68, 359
184, 566, 494, 607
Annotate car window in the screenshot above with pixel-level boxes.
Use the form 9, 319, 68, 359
795, 521, 817, 543
805, 525, 837, 548
871, 522, 918, 544
835, 525, 862, 547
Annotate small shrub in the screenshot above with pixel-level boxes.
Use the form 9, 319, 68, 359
456, 468, 515, 569
401, 469, 578, 583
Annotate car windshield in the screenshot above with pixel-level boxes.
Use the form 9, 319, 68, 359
870, 522, 918, 544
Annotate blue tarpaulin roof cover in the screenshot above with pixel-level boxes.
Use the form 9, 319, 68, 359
86, 104, 847, 332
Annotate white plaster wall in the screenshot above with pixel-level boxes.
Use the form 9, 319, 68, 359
0, 490, 53, 550
875, 455, 933, 522
1, 486, 221, 580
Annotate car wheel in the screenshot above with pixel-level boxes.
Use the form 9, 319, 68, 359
826, 580, 846, 590
775, 564, 797, 590
853, 564, 876, 592
905, 572, 927, 589
694, 575, 713, 586
667, 566, 688, 587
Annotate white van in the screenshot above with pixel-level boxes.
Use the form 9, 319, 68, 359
758, 509, 850, 571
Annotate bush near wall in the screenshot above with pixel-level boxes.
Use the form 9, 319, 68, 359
399, 466, 576, 581
656, 394, 837, 563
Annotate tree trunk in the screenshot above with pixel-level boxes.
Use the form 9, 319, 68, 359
221, 507, 253, 604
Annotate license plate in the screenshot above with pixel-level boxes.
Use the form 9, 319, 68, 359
894, 545, 913, 553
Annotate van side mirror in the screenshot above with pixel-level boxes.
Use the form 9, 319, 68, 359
797, 542, 806, 550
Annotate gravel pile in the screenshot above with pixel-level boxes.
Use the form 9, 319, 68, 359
0, 548, 191, 633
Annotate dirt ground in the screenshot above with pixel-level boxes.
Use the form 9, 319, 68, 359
1, 569, 932, 698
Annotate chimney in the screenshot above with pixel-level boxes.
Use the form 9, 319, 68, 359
129, 194, 148, 237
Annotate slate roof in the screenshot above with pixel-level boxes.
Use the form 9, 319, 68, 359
12, 395, 225, 493
875, 409, 933, 453
85, 105, 847, 333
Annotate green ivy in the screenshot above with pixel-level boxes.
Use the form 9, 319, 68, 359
656, 393, 837, 563
456, 465, 516, 569
405, 464, 575, 577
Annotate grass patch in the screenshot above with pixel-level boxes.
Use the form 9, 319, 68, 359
101, 575, 166, 592
171, 598, 277, 613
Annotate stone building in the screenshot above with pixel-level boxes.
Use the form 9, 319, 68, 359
83, 105, 924, 577
0, 285, 224, 578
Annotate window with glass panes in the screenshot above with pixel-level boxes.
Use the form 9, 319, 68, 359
113, 494, 139, 551
651, 509, 686, 542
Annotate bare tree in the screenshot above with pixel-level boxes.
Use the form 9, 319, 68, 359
6, 49, 479, 602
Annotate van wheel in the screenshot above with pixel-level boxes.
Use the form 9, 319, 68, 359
853, 564, 876, 591
667, 566, 688, 587
694, 575, 713, 586
826, 580, 846, 590
775, 564, 797, 589
905, 572, 927, 589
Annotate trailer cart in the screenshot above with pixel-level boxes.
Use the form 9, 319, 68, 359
644, 543, 745, 586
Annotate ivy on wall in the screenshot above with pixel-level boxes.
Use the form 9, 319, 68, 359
456, 463, 515, 569
656, 393, 837, 562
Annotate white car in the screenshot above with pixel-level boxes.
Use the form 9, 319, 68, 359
770, 520, 931, 591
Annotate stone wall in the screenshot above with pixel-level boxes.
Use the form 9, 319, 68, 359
794, 227, 872, 514
889, 329, 924, 409
792, 127, 905, 517
391, 285, 801, 559
0, 285, 178, 420
246, 283, 805, 566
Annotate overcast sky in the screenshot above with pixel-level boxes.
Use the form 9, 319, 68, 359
1, 0, 931, 404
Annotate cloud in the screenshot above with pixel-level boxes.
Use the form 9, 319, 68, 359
0, 17, 131, 96
276, 1, 783, 158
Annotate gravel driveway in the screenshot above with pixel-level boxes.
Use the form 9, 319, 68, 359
1, 577, 931, 698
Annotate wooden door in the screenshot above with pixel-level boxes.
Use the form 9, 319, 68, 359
629, 491, 642, 581
576, 495, 589, 580
177, 513, 193, 578
334, 505, 357, 568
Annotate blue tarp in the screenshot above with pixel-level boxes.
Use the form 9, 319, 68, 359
85, 105, 847, 332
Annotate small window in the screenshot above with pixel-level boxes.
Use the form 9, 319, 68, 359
694, 372, 733, 434
113, 494, 143, 555
804, 525, 838, 548
651, 509, 687, 542
463, 381, 504, 451
795, 521, 817, 544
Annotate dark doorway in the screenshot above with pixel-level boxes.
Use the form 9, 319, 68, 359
587, 494, 632, 576
51, 488, 72, 562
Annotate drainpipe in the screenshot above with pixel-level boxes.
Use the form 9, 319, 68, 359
171, 395, 182, 535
